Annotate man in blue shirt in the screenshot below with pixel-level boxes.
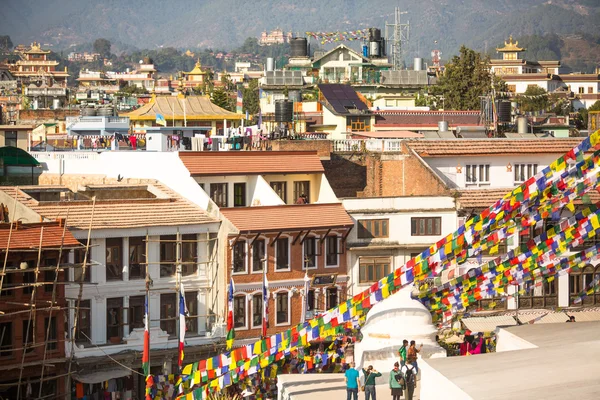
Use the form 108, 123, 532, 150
345, 362, 360, 400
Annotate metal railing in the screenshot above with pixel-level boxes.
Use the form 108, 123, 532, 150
332, 139, 404, 152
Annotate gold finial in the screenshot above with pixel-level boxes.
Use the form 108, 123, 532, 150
195, 58, 202, 68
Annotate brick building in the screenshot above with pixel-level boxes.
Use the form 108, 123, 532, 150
0, 221, 82, 399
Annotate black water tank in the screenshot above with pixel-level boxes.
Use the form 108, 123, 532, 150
497, 100, 511, 123
275, 100, 293, 122
369, 28, 381, 41
290, 38, 308, 58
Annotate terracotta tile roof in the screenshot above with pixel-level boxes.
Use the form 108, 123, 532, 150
180, 151, 325, 176
456, 188, 600, 210
221, 204, 353, 233
0, 222, 81, 250
0, 182, 217, 231
374, 111, 481, 128
406, 138, 585, 157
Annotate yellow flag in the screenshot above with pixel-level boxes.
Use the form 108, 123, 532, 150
566, 202, 575, 212
182, 364, 192, 375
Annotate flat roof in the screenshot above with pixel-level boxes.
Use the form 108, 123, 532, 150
180, 151, 325, 176
221, 204, 353, 233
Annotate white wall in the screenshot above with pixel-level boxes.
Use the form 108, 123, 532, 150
322, 107, 348, 140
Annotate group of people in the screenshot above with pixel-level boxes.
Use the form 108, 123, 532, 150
344, 340, 422, 400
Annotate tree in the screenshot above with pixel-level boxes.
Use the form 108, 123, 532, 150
242, 79, 260, 116
0, 35, 13, 51
93, 38, 112, 58
518, 86, 549, 113
211, 87, 233, 112
432, 46, 504, 110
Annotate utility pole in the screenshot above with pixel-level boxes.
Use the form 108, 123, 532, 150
385, 7, 409, 70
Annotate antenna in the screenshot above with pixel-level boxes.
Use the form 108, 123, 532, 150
385, 7, 409, 70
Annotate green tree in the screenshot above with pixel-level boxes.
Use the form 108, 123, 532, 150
211, 87, 233, 112
518, 86, 549, 113
0, 35, 13, 51
432, 46, 503, 110
242, 79, 260, 116
93, 38, 112, 58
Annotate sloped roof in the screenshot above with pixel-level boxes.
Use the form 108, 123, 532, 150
456, 188, 600, 210
406, 138, 585, 156
312, 44, 369, 65
180, 151, 324, 176
0, 146, 40, 166
0, 222, 81, 250
374, 110, 481, 128
0, 182, 217, 231
124, 94, 242, 121
318, 84, 370, 116
221, 204, 353, 233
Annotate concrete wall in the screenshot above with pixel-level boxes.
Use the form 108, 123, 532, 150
19, 109, 79, 123
264, 139, 332, 158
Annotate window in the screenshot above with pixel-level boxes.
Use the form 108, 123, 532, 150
106, 238, 123, 281
44, 317, 57, 351
252, 293, 263, 328
271, 181, 287, 203
359, 257, 391, 283
129, 296, 145, 333
107, 297, 124, 342
326, 236, 341, 266
232, 240, 247, 273
185, 291, 198, 334
326, 288, 338, 309
306, 289, 316, 318
357, 219, 389, 239
0, 322, 12, 357
129, 237, 146, 280
5, 131, 17, 147
160, 235, 176, 277
73, 241, 91, 283
514, 163, 538, 183
182, 234, 198, 276
465, 164, 490, 185
276, 292, 289, 325
303, 237, 319, 269
569, 266, 595, 305
589, 87, 594, 94
160, 293, 177, 336
579, 87, 585, 94
293, 181, 310, 204
76, 300, 91, 343
233, 295, 247, 329
411, 217, 442, 236
252, 239, 266, 272
233, 183, 246, 207
44, 268, 56, 293
210, 183, 228, 207
23, 269, 34, 295
271, 238, 288, 271
23, 320, 34, 353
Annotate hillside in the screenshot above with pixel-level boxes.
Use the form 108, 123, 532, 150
1, 0, 598, 68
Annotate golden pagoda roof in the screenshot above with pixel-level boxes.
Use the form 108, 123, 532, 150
496, 35, 525, 52
184, 60, 206, 75
123, 94, 242, 121
25, 42, 51, 54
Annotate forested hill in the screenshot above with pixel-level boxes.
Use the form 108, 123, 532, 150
1, 0, 599, 62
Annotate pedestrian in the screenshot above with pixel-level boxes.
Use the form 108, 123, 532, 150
389, 362, 403, 400
398, 339, 408, 366
400, 362, 417, 400
407, 340, 423, 374
344, 362, 360, 400
362, 365, 381, 400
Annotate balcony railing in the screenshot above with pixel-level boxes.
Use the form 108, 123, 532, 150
332, 139, 404, 152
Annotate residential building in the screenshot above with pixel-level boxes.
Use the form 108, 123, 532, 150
0, 146, 41, 185
0, 124, 33, 150
318, 84, 374, 139
259, 29, 292, 46
0, 181, 222, 398
0, 221, 82, 400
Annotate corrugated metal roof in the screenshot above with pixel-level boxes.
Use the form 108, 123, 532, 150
123, 95, 243, 120
462, 315, 517, 332
221, 203, 353, 233
517, 308, 600, 324
180, 151, 325, 176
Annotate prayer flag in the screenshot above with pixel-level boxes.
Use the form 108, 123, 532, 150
226, 278, 235, 350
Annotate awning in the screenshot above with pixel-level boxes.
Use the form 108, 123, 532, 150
461, 315, 517, 332
74, 367, 131, 384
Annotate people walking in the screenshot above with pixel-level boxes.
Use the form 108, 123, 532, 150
362, 365, 381, 400
407, 340, 423, 374
400, 362, 417, 400
398, 339, 408, 366
389, 362, 403, 400
345, 363, 360, 400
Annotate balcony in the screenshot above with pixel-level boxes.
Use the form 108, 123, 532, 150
332, 139, 403, 152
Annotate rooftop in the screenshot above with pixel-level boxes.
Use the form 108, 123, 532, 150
0, 182, 217, 230
352, 130, 423, 139
318, 84, 370, 116
374, 110, 481, 128
179, 151, 325, 176
221, 203, 353, 233
123, 94, 242, 121
0, 221, 81, 250
406, 137, 585, 157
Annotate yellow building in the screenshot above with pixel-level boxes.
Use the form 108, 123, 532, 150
182, 60, 209, 89
10, 42, 69, 87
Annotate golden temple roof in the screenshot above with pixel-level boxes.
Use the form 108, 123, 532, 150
496, 35, 525, 52
123, 94, 242, 121
184, 60, 207, 75
25, 42, 51, 54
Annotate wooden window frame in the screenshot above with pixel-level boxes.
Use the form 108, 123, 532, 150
251, 239, 266, 273
514, 163, 538, 184
185, 291, 198, 335
233, 182, 246, 207
293, 181, 311, 204
325, 235, 342, 267
275, 237, 290, 271
128, 295, 145, 333
210, 183, 228, 208
411, 217, 442, 236
251, 292, 263, 329
270, 181, 287, 203
303, 236, 320, 270
359, 257, 391, 284
160, 235, 176, 277
129, 237, 146, 280
233, 294, 248, 330
160, 293, 177, 336
181, 234, 198, 277
232, 240, 247, 274
465, 164, 490, 185
275, 290, 290, 326
357, 219, 389, 239
105, 238, 123, 281
106, 297, 125, 343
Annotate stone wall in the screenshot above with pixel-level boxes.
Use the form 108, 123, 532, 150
19, 109, 80, 124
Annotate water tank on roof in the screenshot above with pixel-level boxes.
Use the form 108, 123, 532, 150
290, 38, 308, 58
369, 28, 381, 41
82, 107, 97, 116
438, 120, 449, 132
517, 116, 528, 134
266, 57, 274, 72
497, 100, 511, 123
414, 58, 423, 71
363, 45, 369, 58
369, 41, 381, 58
275, 100, 293, 122
97, 107, 115, 116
